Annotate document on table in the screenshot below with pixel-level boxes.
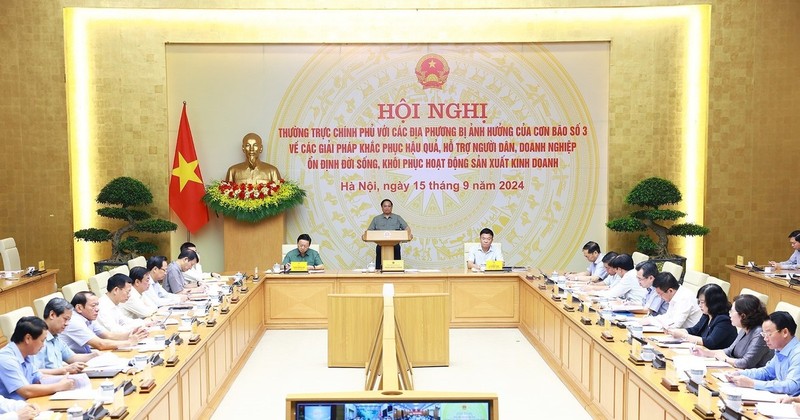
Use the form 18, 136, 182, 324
47, 373, 98, 400
755, 402, 800, 419
610, 303, 647, 312
648, 334, 684, 346
85, 352, 129, 370
718, 383, 787, 402
41, 373, 91, 389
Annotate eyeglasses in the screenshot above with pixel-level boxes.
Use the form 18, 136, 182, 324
761, 329, 779, 338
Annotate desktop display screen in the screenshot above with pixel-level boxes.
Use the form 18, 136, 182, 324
295, 400, 492, 420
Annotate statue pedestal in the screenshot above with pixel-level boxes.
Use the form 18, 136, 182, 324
223, 214, 284, 272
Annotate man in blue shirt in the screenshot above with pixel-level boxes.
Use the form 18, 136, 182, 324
0, 317, 74, 400
566, 241, 608, 282
728, 311, 800, 395
34, 298, 98, 375
282, 234, 324, 270
636, 261, 668, 315
770, 230, 800, 268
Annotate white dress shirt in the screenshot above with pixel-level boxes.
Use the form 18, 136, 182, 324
649, 285, 702, 328
597, 269, 647, 303
121, 287, 158, 319
0, 395, 26, 418
468, 244, 504, 267
183, 262, 208, 283
96, 294, 144, 333
143, 277, 182, 307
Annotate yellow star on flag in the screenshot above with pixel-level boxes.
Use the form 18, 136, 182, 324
171, 152, 202, 191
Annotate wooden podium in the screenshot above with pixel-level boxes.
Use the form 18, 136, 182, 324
223, 213, 284, 272
363, 230, 410, 268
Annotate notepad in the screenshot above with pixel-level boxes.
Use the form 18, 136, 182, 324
718, 383, 787, 403
755, 402, 800, 418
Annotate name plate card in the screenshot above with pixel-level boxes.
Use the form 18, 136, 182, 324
290, 261, 308, 272
485, 260, 503, 270
383, 260, 405, 272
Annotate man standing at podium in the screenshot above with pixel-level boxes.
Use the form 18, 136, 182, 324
363, 199, 412, 270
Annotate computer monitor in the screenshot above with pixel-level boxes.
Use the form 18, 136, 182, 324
287, 391, 498, 420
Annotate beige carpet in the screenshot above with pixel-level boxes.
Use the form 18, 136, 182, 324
213, 328, 591, 419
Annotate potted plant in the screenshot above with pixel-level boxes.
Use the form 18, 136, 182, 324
74, 177, 178, 273
606, 177, 710, 271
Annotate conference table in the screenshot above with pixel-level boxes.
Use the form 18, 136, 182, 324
727, 264, 800, 312
0, 270, 58, 346
21, 268, 785, 419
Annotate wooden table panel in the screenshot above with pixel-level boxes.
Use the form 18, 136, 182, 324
327, 295, 383, 367
449, 279, 519, 324
264, 279, 335, 328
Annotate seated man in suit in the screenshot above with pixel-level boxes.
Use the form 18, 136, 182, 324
122, 267, 158, 319
565, 241, 608, 282
770, 230, 800, 268
727, 311, 800, 395
639, 272, 702, 328
0, 317, 74, 400
282, 234, 324, 270
179, 242, 220, 282
636, 261, 668, 316
164, 249, 204, 295
467, 228, 503, 270
142, 256, 187, 307
34, 297, 98, 375
96, 273, 150, 332
593, 254, 647, 304
60, 291, 148, 354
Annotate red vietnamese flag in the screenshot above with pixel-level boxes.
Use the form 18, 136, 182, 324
169, 103, 209, 233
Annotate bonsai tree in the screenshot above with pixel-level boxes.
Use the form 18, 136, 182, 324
74, 177, 178, 262
606, 177, 709, 258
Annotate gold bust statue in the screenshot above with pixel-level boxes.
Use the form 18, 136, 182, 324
225, 133, 282, 185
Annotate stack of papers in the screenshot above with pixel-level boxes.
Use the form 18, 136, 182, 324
47, 373, 97, 400
610, 303, 647, 313
755, 402, 800, 419
718, 383, 787, 403
648, 334, 684, 346
85, 352, 129, 370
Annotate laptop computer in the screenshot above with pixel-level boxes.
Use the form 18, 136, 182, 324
84, 368, 122, 378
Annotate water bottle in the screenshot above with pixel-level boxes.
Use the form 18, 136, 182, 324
100, 379, 114, 403
67, 404, 83, 420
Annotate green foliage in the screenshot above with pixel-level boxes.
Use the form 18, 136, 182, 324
608, 177, 710, 258
668, 223, 711, 237
135, 219, 178, 234
96, 207, 152, 221
605, 217, 646, 232
625, 177, 682, 208
636, 235, 659, 255
630, 209, 686, 222
96, 177, 153, 207
75, 177, 176, 262
74, 228, 111, 242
